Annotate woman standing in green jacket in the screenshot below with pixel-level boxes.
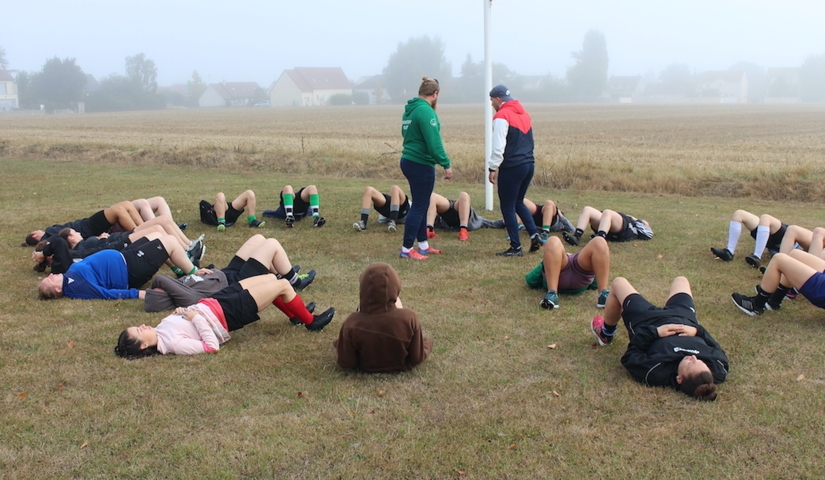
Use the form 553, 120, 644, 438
399, 76, 453, 260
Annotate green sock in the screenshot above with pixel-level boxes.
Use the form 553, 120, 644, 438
248, 215, 257, 223
543, 225, 551, 232
309, 193, 320, 217
284, 193, 294, 216
218, 217, 226, 224
171, 266, 184, 276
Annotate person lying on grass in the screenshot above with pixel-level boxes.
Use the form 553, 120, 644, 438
23, 200, 146, 246
426, 191, 504, 241
562, 206, 652, 247
709, 209, 790, 270
352, 184, 411, 233
731, 249, 825, 315
115, 274, 335, 358
590, 276, 729, 401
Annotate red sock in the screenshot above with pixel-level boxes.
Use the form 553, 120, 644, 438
273, 298, 294, 317
286, 295, 313, 325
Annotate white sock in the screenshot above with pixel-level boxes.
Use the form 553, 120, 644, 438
726, 221, 742, 253
753, 225, 770, 257
418, 241, 429, 251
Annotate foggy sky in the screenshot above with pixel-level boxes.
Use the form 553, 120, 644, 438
3, 0, 824, 88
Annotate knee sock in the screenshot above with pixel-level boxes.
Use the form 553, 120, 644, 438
726, 221, 742, 253
753, 225, 770, 258
574, 228, 584, 239
272, 298, 294, 317
282, 268, 297, 284
247, 214, 257, 224
360, 208, 370, 223
283, 193, 294, 217
286, 295, 313, 325
389, 204, 399, 221
309, 193, 320, 217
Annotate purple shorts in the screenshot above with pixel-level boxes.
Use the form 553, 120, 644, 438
558, 253, 596, 290
799, 271, 825, 309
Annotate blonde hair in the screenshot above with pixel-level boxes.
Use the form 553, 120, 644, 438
418, 77, 440, 96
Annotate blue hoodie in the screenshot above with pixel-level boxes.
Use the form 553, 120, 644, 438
63, 250, 139, 300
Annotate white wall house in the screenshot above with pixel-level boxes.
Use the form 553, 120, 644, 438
696, 71, 748, 103
0, 70, 19, 111
268, 67, 351, 107
199, 82, 261, 108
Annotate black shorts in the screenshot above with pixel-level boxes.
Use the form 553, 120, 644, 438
237, 257, 270, 282
621, 292, 698, 339
211, 283, 260, 331
279, 187, 311, 217
438, 200, 461, 227
750, 223, 787, 252
375, 194, 411, 220
606, 213, 637, 242
219, 202, 245, 226
85, 210, 113, 237
122, 238, 169, 288
221, 255, 247, 285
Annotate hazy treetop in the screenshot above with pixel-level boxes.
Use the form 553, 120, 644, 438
3, 0, 823, 86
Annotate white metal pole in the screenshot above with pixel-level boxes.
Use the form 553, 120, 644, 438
483, 0, 494, 211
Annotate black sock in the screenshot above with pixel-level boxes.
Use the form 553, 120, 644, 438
596, 231, 607, 238
768, 285, 790, 307
460, 224, 468, 230
753, 285, 771, 309
574, 228, 584, 238
360, 213, 369, 223
602, 323, 617, 336
283, 269, 297, 284
389, 207, 399, 221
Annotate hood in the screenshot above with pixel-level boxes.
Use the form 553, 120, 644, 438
358, 262, 401, 314
404, 97, 429, 116
500, 99, 525, 115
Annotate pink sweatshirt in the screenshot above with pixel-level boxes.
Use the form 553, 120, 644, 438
155, 303, 231, 355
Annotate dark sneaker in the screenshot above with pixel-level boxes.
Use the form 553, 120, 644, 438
596, 289, 610, 308
387, 220, 397, 233
759, 265, 766, 274
496, 246, 523, 257
591, 315, 613, 346
539, 231, 550, 244
292, 269, 316, 291
731, 293, 764, 316
529, 235, 543, 253
290, 301, 316, 325
178, 222, 188, 231
745, 254, 761, 269
562, 231, 579, 246
305, 307, 335, 332
540, 290, 559, 310
187, 241, 205, 267
313, 216, 326, 227
285, 215, 295, 228
249, 219, 265, 228
353, 220, 366, 232
710, 247, 734, 261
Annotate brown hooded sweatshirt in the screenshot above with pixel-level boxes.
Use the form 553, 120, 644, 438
334, 262, 432, 372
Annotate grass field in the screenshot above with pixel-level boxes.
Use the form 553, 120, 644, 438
2, 105, 825, 479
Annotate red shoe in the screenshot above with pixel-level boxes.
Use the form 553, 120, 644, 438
419, 246, 442, 255
458, 228, 469, 241
400, 249, 428, 260
427, 227, 437, 239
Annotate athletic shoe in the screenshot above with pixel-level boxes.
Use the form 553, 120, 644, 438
292, 270, 317, 292
427, 227, 437, 239
458, 228, 469, 241
710, 247, 733, 261
759, 266, 767, 274
731, 293, 764, 316
289, 302, 316, 325
387, 220, 397, 233
305, 307, 336, 332
539, 231, 550, 244
496, 246, 523, 257
596, 289, 610, 308
419, 246, 442, 255
188, 234, 205, 249
591, 315, 613, 346
313, 216, 326, 227
529, 235, 542, 253
353, 220, 366, 231
540, 290, 559, 310
178, 223, 188, 231
217, 223, 226, 232
562, 231, 579, 246
187, 241, 205, 267
249, 219, 265, 228
745, 254, 761, 269
285, 215, 295, 228
400, 249, 428, 260
786, 288, 799, 300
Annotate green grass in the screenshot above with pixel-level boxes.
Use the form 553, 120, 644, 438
2, 153, 825, 477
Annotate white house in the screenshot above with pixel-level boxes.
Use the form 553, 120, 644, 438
696, 71, 748, 103
199, 82, 261, 108
268, 67, 351, 107
0, 70, 19, 111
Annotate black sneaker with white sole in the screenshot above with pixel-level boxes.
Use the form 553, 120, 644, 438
731, 293, 764, 316
305, 307, 336, 331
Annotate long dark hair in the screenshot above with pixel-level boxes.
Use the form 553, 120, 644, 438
679, 371, 718, 401
114, 329, 160, 360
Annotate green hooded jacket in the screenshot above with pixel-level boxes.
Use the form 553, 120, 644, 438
400, 97, 451, 169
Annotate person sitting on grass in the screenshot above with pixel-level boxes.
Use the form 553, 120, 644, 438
426, 192, 504, 241
731, 249, 825, 315
590, 276, 729, 402
38, 234, 210, 300
710, 209, 789, 269
23, 200, 146, 246
334, 262, 432, 372
144, 234, 316, 312
525, 235, 610, 310
199, 190, 265, 231
115, 274, 336, 358
352, 185, 411, 233
263, 184, 325, 228
519, 197, 575, 242
562, 206, 652, 246
775, 225, 825, 259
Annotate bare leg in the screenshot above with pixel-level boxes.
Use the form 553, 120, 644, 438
362, 186, 385, 210
134, 215, 189, 248
157, 235, 196, 273
389, 185, 405, 206
248, 238, 292, 276
427, 193, 450, 227
810, 228, 825, 258
233, 234, 267, 261
238, 275, 297, 311
455, 191, 471, 226
602, 277, 639, 327
132, 199, 155, 220
577, 206, 602, 232
213, 192, 228, 220
666, 276, 692, 301
542, 200, 558, 228
542, 236, 568, 291
146, 196, 173, 218
779, 225, 813, 255
103, 201, 144, 231
597, 209, 626, 235
300, 185, 318, 202
575, 236, 610, 292
761, 251, 825, 292
230, 190, 257, 218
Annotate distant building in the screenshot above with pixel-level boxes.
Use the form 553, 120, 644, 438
199, 82, 262, 108
696, 70, 748, 103
607, 75, 645, 103
353, 75, 390, 105
268, 67, 352, 107
0, 70, 19, 111
764, 67, 800, 104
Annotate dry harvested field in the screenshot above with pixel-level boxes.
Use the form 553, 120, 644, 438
1, 103, 824, 200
